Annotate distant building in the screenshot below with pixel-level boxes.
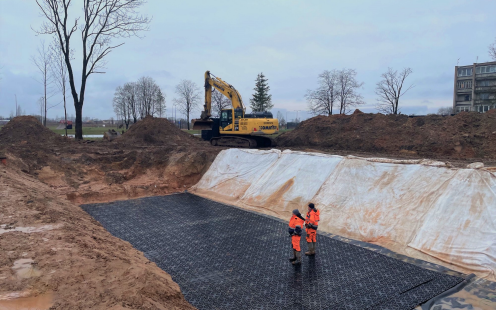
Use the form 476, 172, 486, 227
453, 61, 496, 113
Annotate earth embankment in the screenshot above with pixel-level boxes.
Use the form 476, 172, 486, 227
277, 110, 496, 160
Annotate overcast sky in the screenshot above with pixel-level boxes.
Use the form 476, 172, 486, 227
1, 0, 495, 121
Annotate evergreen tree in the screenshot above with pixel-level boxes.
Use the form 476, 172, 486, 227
250, 73, 273, 112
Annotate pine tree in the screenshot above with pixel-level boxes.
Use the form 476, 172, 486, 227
250, 73, 273, 112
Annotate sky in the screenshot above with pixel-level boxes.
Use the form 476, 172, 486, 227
0, 0, 495, 122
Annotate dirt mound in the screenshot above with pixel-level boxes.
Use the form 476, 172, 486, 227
0, 116, 64, 145
277, 112, 496, 159
118, 116, 200, 145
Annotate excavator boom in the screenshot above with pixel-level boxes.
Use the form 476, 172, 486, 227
193, 71, 244, 130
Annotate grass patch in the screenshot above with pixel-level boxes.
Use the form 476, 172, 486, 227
48, 126, 121, 135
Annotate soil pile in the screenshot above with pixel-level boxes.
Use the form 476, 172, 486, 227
277, 110, 496, 159
119, 116, 200, 145
0, 116, 64, 145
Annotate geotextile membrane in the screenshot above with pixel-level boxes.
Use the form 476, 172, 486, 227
82, 193, 463, 310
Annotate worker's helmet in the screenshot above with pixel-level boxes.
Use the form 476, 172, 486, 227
292, 209, 301, 216
308, 203, 315, 209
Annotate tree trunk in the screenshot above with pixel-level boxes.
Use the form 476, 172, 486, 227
75, 102, 83, 140
44, 69, 47, 126
63, 88, 67, 137
187, 111, 190, 130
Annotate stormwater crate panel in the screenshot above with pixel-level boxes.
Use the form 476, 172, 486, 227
82, 193, 463, 310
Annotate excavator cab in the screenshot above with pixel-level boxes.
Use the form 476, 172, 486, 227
220, 109, 233, 129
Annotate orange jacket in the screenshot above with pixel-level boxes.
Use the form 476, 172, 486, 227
306, 209, 320, 229
289, 215, 304, 229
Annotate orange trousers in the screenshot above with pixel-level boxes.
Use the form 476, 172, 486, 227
306, 228, 317, 243
291, 235, 301, 251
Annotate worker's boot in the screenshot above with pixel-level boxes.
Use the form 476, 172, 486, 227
292, 251, 302, 265
289, 249, 296, 262
305, 242, 315, 256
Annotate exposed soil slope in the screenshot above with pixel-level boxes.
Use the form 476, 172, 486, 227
118, 116, 202, 146
0, 162, 196, 310
277, 110, 496, 159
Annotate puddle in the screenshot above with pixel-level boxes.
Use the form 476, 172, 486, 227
11, 259, 41, 279
0, 292, 53, 310
0, 224, 62, 235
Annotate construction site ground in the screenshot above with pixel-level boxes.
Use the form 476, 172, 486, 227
0, 115, 495, 309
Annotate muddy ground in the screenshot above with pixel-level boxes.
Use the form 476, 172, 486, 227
0, 115, 495, 309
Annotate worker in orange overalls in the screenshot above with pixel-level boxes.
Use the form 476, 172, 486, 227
288, 209, 305, 265
305, 203, 320, 256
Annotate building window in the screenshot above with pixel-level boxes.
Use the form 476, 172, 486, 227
457, 80, 472, 89
476, 65, 496, 74
480, 93, 490, 100
484, 106, 489, 112
458, 68, 473, 77
477, 80, 491, 87
458, 94, 471, 101
457, 106, 470, 112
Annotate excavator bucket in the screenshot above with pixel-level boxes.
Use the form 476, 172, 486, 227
192, 119, 213, 130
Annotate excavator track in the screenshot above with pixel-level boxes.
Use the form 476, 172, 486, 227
210, 136, 276, 148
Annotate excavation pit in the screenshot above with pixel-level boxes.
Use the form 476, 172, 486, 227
82, 193, 463, 310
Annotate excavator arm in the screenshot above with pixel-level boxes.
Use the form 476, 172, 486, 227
193, 71, 245, 130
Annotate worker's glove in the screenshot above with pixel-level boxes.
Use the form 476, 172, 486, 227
308, 224, 318, 230
288, 228, 295, 236
304, 224, 309, 229
294, 226, 302, 236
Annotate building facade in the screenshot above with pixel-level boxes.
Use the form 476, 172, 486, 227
453, 61, 496, 113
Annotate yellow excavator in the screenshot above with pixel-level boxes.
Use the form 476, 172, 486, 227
192, 71, 279, 148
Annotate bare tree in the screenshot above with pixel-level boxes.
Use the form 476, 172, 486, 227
16, 105, 23, 117
112, 82, 139, 129
32, 41, 53, 126
306, 70, 339, 116
50, 41, 69, 136
375, 68, 414, 115
154, 88, 166, 118
437, 107, 454, 115
37, 97, 45, 123
490, 38, 496, 61
212, 88, 230, 117
173, 80, 201, 130
336, 69, 364, 114
136, 76, 160, 118
113, 85, 130, 129
276, 111, 287, 128
125, 82, 139, 124
35, 0, 150, 139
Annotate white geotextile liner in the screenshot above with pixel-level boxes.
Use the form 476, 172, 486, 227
190, 149, 496, 279
191, 149, 281, 201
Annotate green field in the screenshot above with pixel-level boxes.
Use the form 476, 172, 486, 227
48, 125, 122, 136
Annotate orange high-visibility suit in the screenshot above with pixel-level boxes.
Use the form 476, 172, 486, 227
305, 209, 320, 243
289, 214, 304, 251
